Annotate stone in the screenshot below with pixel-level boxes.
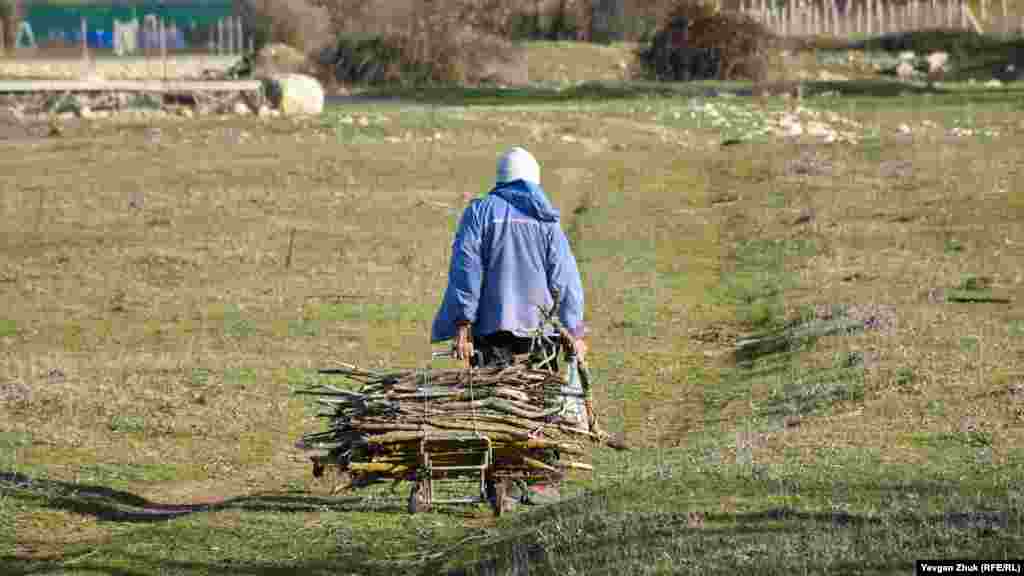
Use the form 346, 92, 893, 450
257, 105, 272, 118
263, 74, 325, 117
179, 107, 194, 119
927, 51, 949, 74
898, 51, 916, 61
233, 101, 251, 116
896, 61, 915, 81
985, 78, 1003, 88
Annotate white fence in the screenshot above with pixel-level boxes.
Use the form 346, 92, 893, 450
738, 0, 1018, 37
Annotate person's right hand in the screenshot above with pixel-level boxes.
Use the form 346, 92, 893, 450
573, 338, 588, 363
453, 323, 474, 368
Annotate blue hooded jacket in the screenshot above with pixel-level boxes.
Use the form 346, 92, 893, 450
431, 180, 586, 342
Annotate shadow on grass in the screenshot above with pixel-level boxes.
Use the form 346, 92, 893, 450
444, 477, 1021, 576
1, 553, 397, 576
3, 469, 1019, 576
0, 470, 405, 523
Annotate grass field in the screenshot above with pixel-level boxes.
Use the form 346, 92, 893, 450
1, 40, 1023, 575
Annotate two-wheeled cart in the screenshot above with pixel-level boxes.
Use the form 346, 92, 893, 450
406, 432, 506, 516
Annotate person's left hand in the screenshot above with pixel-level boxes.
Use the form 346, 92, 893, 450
453, 323, 474, 368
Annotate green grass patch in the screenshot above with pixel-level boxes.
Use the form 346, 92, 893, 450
1009, 320, 1024, 337
312, 301, 434, 326
107, 414, 148, 435
0, 431, 32, 470
75, 462, 179, 489
0, 319, 16, 338
223, 367, 258, 389
716, 238, 817, 332
911, 430, 995, 450
289, 317, 320, 338
223, 304, 255, 339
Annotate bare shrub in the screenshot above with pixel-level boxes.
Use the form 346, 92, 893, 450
313, 0, 525, 86
238, 0, 333, 54
636, 0, 776, 81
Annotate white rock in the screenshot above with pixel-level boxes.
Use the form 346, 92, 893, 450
233, 101, 251, 116
898, 123, 911, 134
985, 79, 1003, 88
927, 51, 949, 73
899, 51, 916, 61
179, 107, 194, 119
257, 105, 272, 118
79, 106, 95, 120
265, 73, 325, 117
897, 61, 915, 81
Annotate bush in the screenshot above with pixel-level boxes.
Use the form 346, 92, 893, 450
635, 0, 776, 82
319, 28, 522, 86
319, 33, 413, 85
238, 0, 333, 54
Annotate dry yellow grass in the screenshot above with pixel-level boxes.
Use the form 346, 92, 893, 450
2, 71, 1023, 569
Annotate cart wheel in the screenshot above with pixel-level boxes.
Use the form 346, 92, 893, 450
408, 479, 431, 514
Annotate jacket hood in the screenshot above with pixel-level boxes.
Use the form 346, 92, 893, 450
490, 180, 560, 223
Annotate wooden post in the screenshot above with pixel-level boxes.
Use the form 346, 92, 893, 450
81, 17, 88, 61
237, 17, 244, 54
832, 0, 839, 36
227, 17, 233, 53
160, 18, 167, 80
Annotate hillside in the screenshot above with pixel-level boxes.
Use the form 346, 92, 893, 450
1, 39, 1022, 575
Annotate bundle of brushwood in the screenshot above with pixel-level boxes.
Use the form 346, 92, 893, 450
296, 361, 622, 488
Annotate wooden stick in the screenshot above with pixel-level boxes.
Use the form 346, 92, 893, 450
81, 17, 88, 64
285, 227, 296, 269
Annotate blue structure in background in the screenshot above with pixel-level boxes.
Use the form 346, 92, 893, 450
23, 1, 234, 50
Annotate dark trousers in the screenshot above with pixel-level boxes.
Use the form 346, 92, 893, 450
472, 331, 560, 370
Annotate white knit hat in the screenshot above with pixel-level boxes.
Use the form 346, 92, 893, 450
496, 147, 541, 185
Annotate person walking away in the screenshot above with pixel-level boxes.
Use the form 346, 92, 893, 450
431, 146, 588, 506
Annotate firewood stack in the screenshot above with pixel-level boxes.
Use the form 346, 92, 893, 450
296, 361, 613, 487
